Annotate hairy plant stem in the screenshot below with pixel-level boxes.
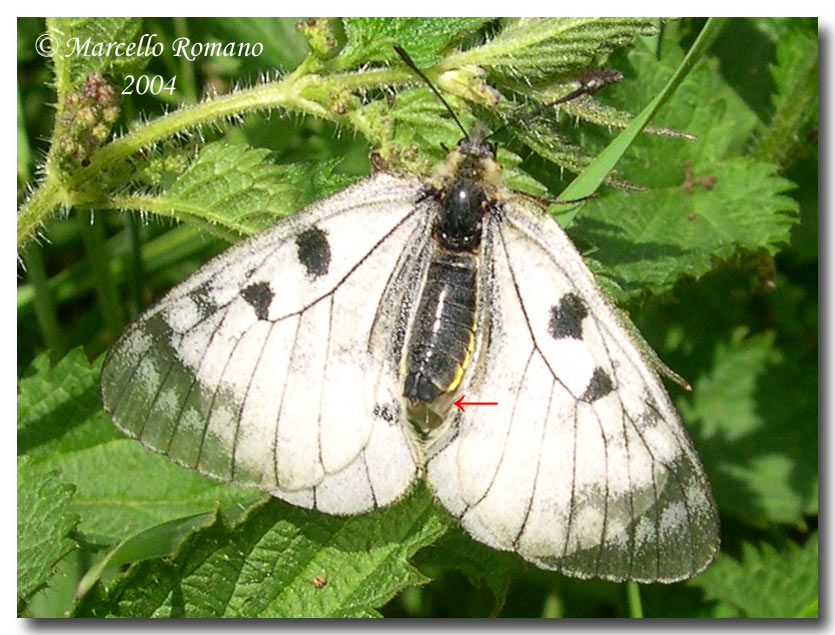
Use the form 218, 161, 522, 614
17, 176, 63, 253
16, 60, 412, 254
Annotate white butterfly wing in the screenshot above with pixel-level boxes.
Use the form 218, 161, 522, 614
101, 172, 428, 514
426, 195, 719, 582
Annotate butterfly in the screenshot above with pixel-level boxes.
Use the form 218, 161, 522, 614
100, 47, 719, 584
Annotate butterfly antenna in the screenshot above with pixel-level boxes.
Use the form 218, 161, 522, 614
485, 84, 592, 141
394, 44, 469, 139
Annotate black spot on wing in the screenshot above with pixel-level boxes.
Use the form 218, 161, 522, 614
373, 402, 398, 423
581, 367, 615, 402
192, 290, 218, 319
241, 282, 274, 320
191, 293, 218, 320
296, 226, 330, 277
548, 293, 588, 340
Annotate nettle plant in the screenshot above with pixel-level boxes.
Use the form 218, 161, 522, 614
18, 18, 816, 618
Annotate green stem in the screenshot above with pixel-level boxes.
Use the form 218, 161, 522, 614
16, 63, 412, 254
77, 81, 331, 179
107, 193, 241, 242
17, 176, 64, 252
626, 581, 644, 618
71, 66, 411, 190
541, 591, 562, 618
21, 241, 67, 361
45, 17, 74, 125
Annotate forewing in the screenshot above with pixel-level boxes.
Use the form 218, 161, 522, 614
101, 173, 427, 515
426, 195, 719, 583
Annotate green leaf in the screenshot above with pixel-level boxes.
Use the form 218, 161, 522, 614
18, 349, 119, 463
74, 487, 447, 617
75, 511, 221, 597
338, 17, 491, 68
390, 88, 471, 162
557, 18, 728, 211
18, 350, 259, 543
43, 438, 262, 543
127, 142, 354, 240
575, 157, 797, 298
690, 534, 818, 617
753, 22, 818, 166
566, 23, 798, 299
412, 526, 525, 616
678, 327, 817, 527
444, 18, 659, 79
684, 329, 781, 441
17, 457, 79, 608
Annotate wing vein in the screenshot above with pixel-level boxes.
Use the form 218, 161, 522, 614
230, 321, 275, 482
317, 295, 336, 474
273, 315, 304, 489
592, 404, 610, 578
496, 223, 573, 395
470, 346, 536, 509
362, 453, 379, 509
166, 304, 236, 460
136, 354, 177, 441
620, 410, 636, 578
624, 412, 661, 578
623, 411, 701, 579
631, 409, 701, 575
195, 317, 260, 471
513, 375, 557, 548
563, 403, 580, 559
107, 336, 154, 418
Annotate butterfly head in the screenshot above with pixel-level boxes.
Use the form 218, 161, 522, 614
392, 45, 505, 252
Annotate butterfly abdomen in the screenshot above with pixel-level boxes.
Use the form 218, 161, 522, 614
403, 170, 490, 432
403, 253, 477, 429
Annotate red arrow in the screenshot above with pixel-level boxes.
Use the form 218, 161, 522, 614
454, 395, 499, 412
